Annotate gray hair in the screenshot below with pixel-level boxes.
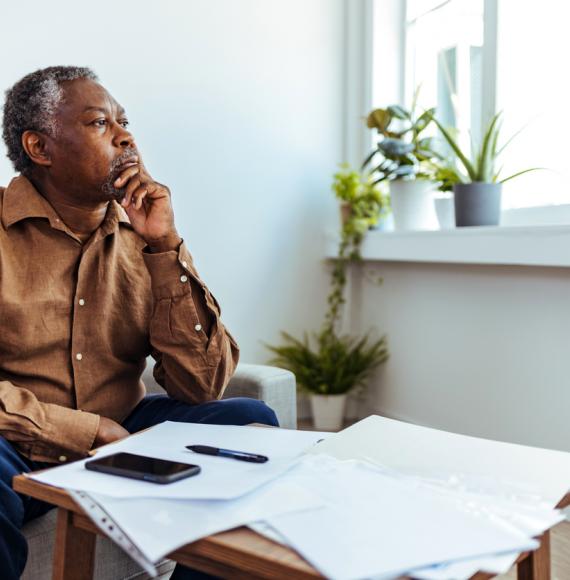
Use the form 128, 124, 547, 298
2, 66, 98, 175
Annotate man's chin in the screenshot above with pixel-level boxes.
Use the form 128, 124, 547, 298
101, 181, 126, 202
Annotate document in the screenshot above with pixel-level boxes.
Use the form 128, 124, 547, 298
33, 416, 567, 580
411, 552, 518, 580
72, 477, 323, 570
264, 455, 548, 580
310, 415, 570, 508
30, 421, 329, 500
302, 415, 570, 579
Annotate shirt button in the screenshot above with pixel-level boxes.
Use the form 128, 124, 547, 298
194, 324, 202, 332
180, 275, 188, 283
76, 353, 83, 361
59, 455, 67, 462
78, 298, 85, 306
182, 261, 188, 268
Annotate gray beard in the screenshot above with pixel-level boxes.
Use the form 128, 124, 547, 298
101, 149, 137, 201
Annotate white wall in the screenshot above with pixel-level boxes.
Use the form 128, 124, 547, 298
349, 261, 570, 452
0, 0, 344, 363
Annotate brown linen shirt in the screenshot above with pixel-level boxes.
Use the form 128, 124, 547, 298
0, 176, 239, 463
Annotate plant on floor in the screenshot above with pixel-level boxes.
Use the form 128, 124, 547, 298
265, 329, 388, 396
264, 166, 389, 399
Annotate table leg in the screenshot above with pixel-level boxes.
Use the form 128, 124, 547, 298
52, 508, 96, 580
517, 531, 551, 580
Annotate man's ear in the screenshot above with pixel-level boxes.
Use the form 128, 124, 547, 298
21, 130, 52, 168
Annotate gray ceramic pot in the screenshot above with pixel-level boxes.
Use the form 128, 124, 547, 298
453, 182, 502, 227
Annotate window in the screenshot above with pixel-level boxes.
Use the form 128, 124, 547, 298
400, 0, 570, 209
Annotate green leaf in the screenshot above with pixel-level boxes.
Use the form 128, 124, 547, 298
478, 112, 502, 182
499, 167, 543, 184
366, 109, 392, 133
387, 104, 410, 120
430, 114, 477, 180
361, 147, 379, 170
414, 108, 436, 134
496, 123, 527, 157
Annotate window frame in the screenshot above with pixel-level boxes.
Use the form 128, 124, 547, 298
381, 0, 570, 219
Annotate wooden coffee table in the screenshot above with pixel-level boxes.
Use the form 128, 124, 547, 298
13, 475, 568, 580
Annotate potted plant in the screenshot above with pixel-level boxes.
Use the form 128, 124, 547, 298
430, 112, 540, 227
265, 166, 389, 430
429, 161, 462, 229
266, 330, 388, 431
363, 91, 441, 231
332, 163, 386, 229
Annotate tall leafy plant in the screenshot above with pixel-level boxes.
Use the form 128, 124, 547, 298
430, 112, 541, 184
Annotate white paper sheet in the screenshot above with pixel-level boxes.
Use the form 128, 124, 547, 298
250, 520, 523, 580
30, 422, 329, 500
250, 521, 522, 580
411, 551, 518, 580
265, 455, 543, 580
310, 415, 570, 508
81, 478, 323, 564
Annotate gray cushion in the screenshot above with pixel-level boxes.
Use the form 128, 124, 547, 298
142, 360, 297, 429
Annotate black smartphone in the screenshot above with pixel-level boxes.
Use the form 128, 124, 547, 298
85, 452, 201, 484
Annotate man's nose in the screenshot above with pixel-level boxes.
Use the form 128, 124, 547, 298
113, 125, 135, 149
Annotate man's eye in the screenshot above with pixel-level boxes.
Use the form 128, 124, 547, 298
93, 119, 107, 127
120, 120, 130, 128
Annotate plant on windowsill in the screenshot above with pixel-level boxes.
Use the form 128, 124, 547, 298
264, 166, 389, 431
430, 111, 542, 227
363, 89, 442, 231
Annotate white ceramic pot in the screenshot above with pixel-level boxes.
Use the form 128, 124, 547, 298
434, 195, 455, 229
310, 394, 347, 431
389, 179, 438, 231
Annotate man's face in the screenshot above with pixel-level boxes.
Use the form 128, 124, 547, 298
47, 78, 137, 203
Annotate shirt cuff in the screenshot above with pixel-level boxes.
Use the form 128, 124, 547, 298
40, 405, 100, 462
142, 241, 198, 300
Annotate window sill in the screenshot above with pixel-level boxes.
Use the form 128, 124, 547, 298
325, 225, 570, 268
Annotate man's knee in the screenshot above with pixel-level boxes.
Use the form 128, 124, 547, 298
213, 398, 279, 427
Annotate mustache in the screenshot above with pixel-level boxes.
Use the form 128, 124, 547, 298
110, 148, 139, 175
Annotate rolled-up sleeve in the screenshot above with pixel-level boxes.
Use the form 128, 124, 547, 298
0, 380, 100, 462
142, 241, 240, 404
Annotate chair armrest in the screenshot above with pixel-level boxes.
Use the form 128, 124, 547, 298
142, 359, 297, 429
222, 364, 297, 430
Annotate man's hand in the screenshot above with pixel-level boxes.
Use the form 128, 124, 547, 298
114, 155, 181, 252
93, 416, 130, 448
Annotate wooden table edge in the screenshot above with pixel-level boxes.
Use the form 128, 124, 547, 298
14, 474, 322, 578
14, 475, 569, 580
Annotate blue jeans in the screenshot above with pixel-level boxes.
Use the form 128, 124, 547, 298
0, 396, 278, 580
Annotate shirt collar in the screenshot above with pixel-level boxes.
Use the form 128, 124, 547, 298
1, 175, 131, 231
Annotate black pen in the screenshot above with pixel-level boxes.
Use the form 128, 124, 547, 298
186, 445, 268, 463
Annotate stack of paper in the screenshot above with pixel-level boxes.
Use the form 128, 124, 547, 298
301, 415, 570, 579
30, 422, 330, 574
29, 417, 570, 579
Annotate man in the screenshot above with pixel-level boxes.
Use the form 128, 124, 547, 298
0, 66, 278, 579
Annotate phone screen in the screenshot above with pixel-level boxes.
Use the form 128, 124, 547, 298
85, 452, 201, 483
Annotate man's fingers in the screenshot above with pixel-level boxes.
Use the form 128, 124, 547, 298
125, 176, 142, 198
121, 177, 143, 207
114, 165, 140, 187
133, 187, 148, 210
